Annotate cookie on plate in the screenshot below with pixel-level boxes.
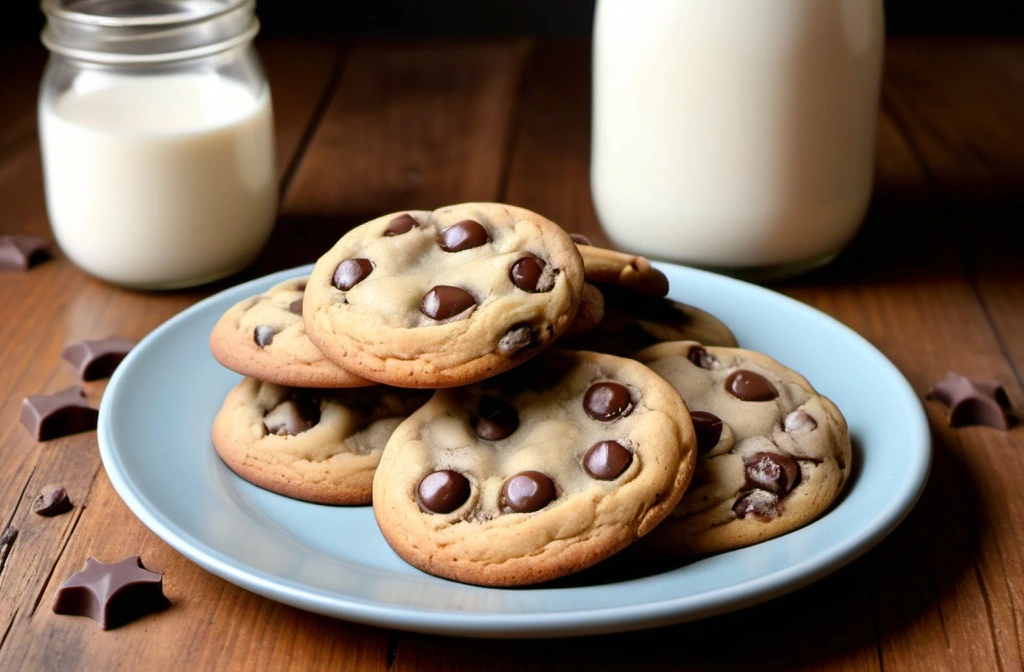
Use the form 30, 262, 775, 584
210, 276, 372, 388
212, 377, 428, 505
634, 341, 851, 556
303, 203, 585, 388
372, 349, 698, 586
574, 241, 669, 297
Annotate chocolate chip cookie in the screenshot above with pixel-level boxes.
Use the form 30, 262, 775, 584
634, 341, 851, 555
574, 241, 669, 297
212, 377, 428, 505
210, 276, 372, 388
372, 349, 697, 586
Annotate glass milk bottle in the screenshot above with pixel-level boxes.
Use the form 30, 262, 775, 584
39, 0, 277, 289
591, 0, 884, 280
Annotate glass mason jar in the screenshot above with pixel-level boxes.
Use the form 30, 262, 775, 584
591, 0, 884, 280
39, 0, 277, 289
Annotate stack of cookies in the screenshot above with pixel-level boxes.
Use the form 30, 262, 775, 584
208, 203, 852, 587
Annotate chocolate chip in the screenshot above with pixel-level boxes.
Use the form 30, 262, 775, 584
569, 233, 592, 246
254, 325, 277, 347
52, 556, 170, 630
33, 486, 73, 517
687, 345, 718, 370
744, 452, 801, 494
438, 220, 490, 252
384, 213, 419, 236
583, 382, 634, 421
288, 298, 303, 316
927, 371, 1012, 430
472, 397, 519, 440
501, 471, 556, 513
0, 234, 49, 271
691, 411, 724, 453
20, 387, 98, 441
725, 370, 779, 402
420, 286, 476, 320
733, 490, 781, 520
332, 258, 373, 290
417, 470, 471, 514
263, 397, 321, 436
783, 409, 817, 435
60, 337, 135, 382
510, 256, 553, 292
583, 441, 632, 480
497, 324, 535, 356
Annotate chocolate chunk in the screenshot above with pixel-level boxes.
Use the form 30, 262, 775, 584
417, 470, 471, 514
583, 440, 632, 480
438, 220, 490, 252
510, 256, 553, 292
725, 370, 778, 402
687, 345, 718, 370
733, 490, 781, 520
783, 409, 818, 435
263, 397, 321, 436
583, 382, 634, 421
288, 298, 303, 316
501, 471, 556, 513
472, 396, 519, 440
569, 233, 592, 246
254, 325, 277, 347
384, 213, 419, 236
497, 324, 535, 356
33, 485, 73, 517
0, 234, 49, 271
420, 286, 476, 320
60, 337, 134, 382
52, 556, 170, 630
20, 387, 98, 441
691, 411, 724, 453
332, 258, 374, 290
744, 452, 801, 494
927, 371, 1012, 430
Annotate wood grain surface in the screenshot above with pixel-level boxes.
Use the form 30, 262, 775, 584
1, 38, 1022, 671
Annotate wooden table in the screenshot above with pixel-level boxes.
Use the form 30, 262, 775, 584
1, 37, 1022, 670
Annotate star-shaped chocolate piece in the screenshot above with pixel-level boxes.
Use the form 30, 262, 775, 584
927, 371, 1012, 430
0, 234, 49, 271
53, 556, 170, 629
20, 387, 98, 441
61, 337, 135, 381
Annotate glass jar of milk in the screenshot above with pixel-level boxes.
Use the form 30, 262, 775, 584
39, 0, 277, 289
591, 0, 884, 280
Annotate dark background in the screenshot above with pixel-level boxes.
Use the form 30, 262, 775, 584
5, 0, 1024, 42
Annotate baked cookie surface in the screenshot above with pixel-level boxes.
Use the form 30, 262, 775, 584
372, 349, 697, 586
212, 377, 428, 505
575, 242, 669, 297
635, 341, 851, 555
210, 276, 371, 388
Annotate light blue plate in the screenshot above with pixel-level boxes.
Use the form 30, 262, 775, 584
97, 262, 930, 638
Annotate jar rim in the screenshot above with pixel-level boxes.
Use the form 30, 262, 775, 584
40, 0, 247, 28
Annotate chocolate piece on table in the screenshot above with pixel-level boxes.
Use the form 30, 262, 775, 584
0, 234, 49, 271
61, 337, 135, 381
52, 556, 170, 630
20, 387, 98, 441
33, 485, 73, 517
927, 371, 1012, 430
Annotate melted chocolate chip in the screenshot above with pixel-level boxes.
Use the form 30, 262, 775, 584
501, 471, 556, 513
583, 382, 634, 421
733, 490, 781, 520
263, 398, 321, 436
510, 256, 552, 292
384, 213, 419, 236
472, 397, 519, 440
438, 220, 490, 252
288, 298, 303, 316
569, 233, 592, 246
691, 411, 724, 453
783, 409, 817, 435
332, 258, 374, 290
417, 470, 471, 513
687, 346, 718, 370
497, 324, 535, 356
725, 370, 779, 402
420, 286, 476, 320
744, 452, 801, 494
254, 325, 277, 347
583, 441, 632, 480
